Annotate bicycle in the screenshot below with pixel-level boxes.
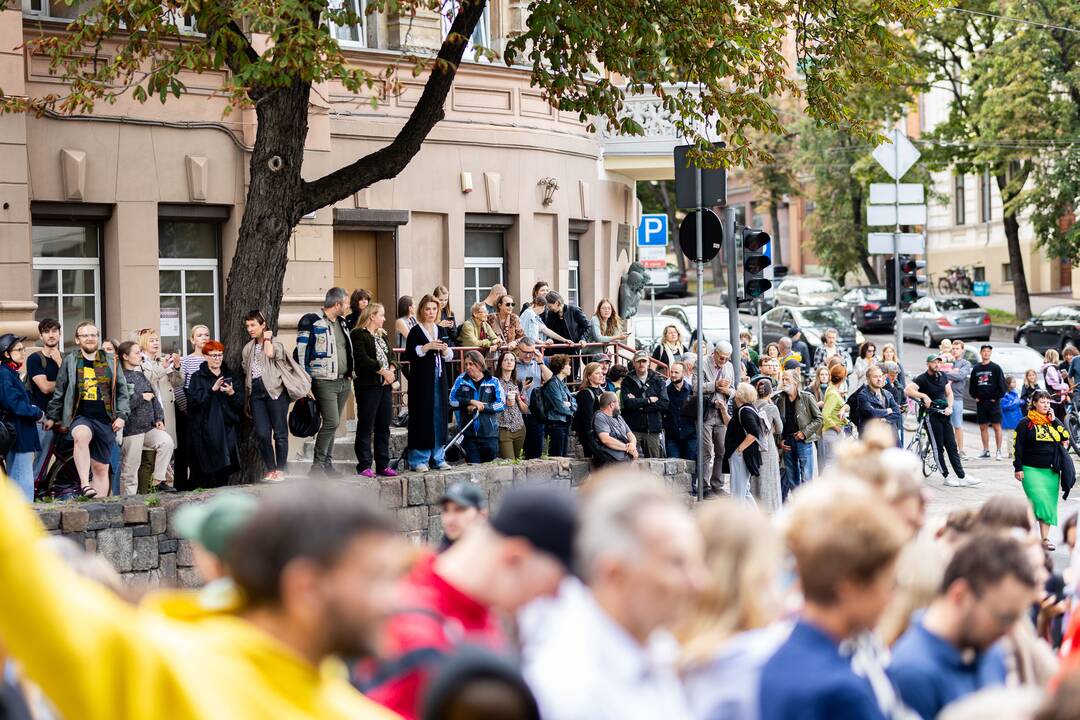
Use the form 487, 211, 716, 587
905, 405, 949, 478
936, 266, 974, 296
1064, 398, 1080, 463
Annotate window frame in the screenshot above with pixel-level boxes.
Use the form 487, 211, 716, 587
31, 222, 103, 353
158, 218, 223, 355
328, 0, 367, 47
953, 174, 966, 226
567, 233, 581, 307
442, 0, 491, 60
978, 169, 992, 223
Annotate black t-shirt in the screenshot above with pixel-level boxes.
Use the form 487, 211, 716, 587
25, 351, 59, 413
782, 395, 798, 438
970, 361, 1006, 402
75, 358, 111, 423
913, 370, 949, 403
546, 313, 571, 342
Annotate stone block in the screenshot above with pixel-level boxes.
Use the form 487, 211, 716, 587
37, 509, 61, 531
64, 531, 86, 547
379, 478, 404, 509
97, 527, 134, 573
396, 506, 427, 533
84, 537, 97, 553
665, 460, 679, 476
177, 567, 203, 589
406, 476, 426, 506
569, 462, 589, 487
424, 474, 446, 505
149, 507, 167, 535
525, 462, 556, 485
86, 503, 125, 530
511, 465, 527, 486
159, 552, 178, 586
60, 508, 89, 532
426, 513, 443, 544
132, 535, 159, 572
487, 481, 510, 509
133, 525, 154, 537
158, 538, 179, 554
176, 539, 196, 567
487, 465, 514, 483
123, 503, 150, 525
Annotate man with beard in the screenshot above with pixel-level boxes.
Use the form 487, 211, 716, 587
851, 365, 901, 444
888, 535, 1037, 719
0, 480, 406, 719
26, 318, 62, 483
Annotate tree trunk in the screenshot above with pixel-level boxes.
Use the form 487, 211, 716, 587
769, 194, 783, 268
1002, 210, 1032, 321
851, 183, 878, 284
860, 255, 879, 285
222, 80, 312, 483
655, 182, 684, 276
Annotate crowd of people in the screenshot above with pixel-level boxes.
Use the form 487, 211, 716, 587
5, 424, 1080, 719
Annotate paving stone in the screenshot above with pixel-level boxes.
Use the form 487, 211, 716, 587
406, 476, 426, 506
396, 506, 427, 533
176, 539, 195, 567
378, 478, 404, 509
424, 474, 446, 505
159, 552, 178, 586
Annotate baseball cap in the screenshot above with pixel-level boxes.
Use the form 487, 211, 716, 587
490, 486, 577, 571
633, 349, 650, 361
787, 327, 800, 338
174, 492, 258, 559
591, 353, 612, 364
440, 480, 488, 510
783, 359, 801, 370
926, 354, 939, 363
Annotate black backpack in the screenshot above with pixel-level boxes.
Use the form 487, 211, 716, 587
528, 383, 549, 424
288, 396, 322, 438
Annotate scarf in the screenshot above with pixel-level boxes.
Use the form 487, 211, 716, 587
3, 361, 18, 372
1028, 409, 1052, 426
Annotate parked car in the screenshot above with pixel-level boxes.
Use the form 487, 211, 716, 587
658, 303, 754, 348
957, 343, 1045, 414
652, 263, 688, 299
900, 296, 991, 348
837, 285, 896, 331
773, 276, 842, 308
759, 305, 863, 361
631, 313, 691, 351
1014, 304, 1080, 353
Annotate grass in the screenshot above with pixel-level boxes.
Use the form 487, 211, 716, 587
987, 308, 1019, 326
145, 495, 161, 507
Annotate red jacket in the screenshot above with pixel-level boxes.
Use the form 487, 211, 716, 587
364, 553, 504, 719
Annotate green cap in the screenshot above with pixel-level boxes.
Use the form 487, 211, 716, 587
926, 354, 939, 362
173, 493, 258, 559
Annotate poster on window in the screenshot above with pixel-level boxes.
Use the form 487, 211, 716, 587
160, 307, 180, 337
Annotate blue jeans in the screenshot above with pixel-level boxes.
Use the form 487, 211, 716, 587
546, 423, 570, 457
5, 451, 34, 501
110, 442, 121, 496
408, 384, 447, 469
523, 413, 545, 460
729, 450, 754, 505
782, 438, 814, 501
666, 434, 698, 461
33, 424, 54, 483
462, 436, 499, 464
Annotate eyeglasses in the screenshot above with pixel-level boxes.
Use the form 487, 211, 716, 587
77, 333, 99, 339
207, 353, 224, 359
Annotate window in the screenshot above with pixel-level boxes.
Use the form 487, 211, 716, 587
953, 174, 966, 225
463, 228, 504, 310
159, 221, 221, 354
22, 0, 95, 20
32, 223, 101, 351
972, 266, 985, 282
442, 0, 491, 58
979, 170, 992, 223
1002, 262, 1012, 283
567, 234, 581, 307
329, 0, 366, 46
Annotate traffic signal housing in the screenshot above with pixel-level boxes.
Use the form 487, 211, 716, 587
899, 255, 927, 305
741, 227, 772, 300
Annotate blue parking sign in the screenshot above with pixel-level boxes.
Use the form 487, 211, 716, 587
637, 214, 668, 246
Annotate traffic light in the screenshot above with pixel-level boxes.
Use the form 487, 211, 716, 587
899, 255, 927, 305
741, 227, 772, 300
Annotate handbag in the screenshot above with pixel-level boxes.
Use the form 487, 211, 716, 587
278, 347, 313, 402
0, 410, 15, 456
288, 395, 322, 438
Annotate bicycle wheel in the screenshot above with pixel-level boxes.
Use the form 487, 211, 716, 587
937, 277, 953, 296
1069, 414, 1080, 462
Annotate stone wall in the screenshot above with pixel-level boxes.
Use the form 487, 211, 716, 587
33, 458, 695, 588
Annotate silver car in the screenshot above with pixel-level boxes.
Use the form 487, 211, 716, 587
658, 303, 753, 347
631, 314, 692, 351
773, 276, 842, 307
900, 296, 991, 348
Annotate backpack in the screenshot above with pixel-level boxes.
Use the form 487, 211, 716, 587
846, 387, 863, 429
288, 396, 322, 438
528, 383, 549, 424
293, 312, 320, 365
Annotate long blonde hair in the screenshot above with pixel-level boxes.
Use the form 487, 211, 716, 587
676, 500, 782, 666
358, 302, 387, 338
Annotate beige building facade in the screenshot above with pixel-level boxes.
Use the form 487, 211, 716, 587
0, 4, 638, 351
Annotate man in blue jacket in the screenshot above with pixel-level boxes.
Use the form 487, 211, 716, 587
760, 483, 908, 720
851, 365, 901, 444
448, 350, 505, 464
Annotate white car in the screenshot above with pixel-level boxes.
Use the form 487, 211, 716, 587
658, 303, 754, 347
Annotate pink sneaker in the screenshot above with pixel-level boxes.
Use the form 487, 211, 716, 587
378, 467, 399, 477
359, 468, 376, 478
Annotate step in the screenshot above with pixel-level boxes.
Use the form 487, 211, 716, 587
300, 426, 409, 462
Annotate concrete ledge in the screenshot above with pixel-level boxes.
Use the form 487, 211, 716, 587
33, 458, 695, 589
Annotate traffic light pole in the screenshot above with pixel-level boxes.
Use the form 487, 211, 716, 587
695, 168, 704, 503
724, 205, 741, 386
893, 139, 904, 368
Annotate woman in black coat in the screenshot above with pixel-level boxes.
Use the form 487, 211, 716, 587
185, 341, 243, 488
574, 362, 606, 458
352, 302, 398, 477
406, 295, 454, 472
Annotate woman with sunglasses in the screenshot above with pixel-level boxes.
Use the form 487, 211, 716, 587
491, 294, 524, 349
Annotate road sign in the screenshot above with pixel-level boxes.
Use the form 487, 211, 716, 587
869, 183, 924, 205
646, 268, 668, 287
638, 244, 667, 269
678, 209, 723, 263
867, 232, 926, 255
872, 129, 921, 181
637, 214, 669, 246
673, 144, 727, 210
867, 204, 927, 226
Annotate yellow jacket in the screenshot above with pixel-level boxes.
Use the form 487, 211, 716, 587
0, 477, 401, 720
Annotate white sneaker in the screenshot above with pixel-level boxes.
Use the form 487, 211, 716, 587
957, 476, 982, 487
944, 477, 962, 487
959, 451, 971, 460
995, 450, 1006, 461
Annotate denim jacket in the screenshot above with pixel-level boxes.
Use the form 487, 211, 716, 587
296, 312, 354, 381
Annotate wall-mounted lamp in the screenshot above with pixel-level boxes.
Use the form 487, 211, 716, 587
461, 171, 474, 194
538, 177, 559, 206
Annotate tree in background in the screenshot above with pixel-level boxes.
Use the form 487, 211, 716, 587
1, 0, 933, 478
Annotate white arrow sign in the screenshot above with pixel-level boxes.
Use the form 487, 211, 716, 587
872, 129, 921, 181
867, 204, 927, 226
869, 183, 924, 205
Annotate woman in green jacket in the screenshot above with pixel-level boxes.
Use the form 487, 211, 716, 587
458, 302, 500, 349
1014, 389, 1070, 550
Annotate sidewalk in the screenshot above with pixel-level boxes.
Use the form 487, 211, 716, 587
972, 291, 1075, 318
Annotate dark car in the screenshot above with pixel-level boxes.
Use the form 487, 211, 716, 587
653, 263, 688, 299
838, 285, 896, 331
759, 305, 863, 362
1014, 304, 1080, 353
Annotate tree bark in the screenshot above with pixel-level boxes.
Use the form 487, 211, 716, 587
997, 170, 1032, 321
769, 194, 783, 268
851, 184, 878, 284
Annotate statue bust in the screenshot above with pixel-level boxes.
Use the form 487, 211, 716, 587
618, 262, 648, 320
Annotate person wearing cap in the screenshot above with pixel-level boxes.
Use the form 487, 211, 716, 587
701, 340, 736, 494
439, 481, 489, 550
525, 471, 702, 720
364, 486, 576, 720
589, 352, 616, 392
622, 350, 669, 458
0, 334, 44, 500
906, 354, 979, 488
787, 326, 810, 372
174, 491, 258, 584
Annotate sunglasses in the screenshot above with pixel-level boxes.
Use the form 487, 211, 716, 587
503, 302, 515, 307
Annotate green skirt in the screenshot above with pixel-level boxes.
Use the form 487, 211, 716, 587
1022, 465, 1060, 526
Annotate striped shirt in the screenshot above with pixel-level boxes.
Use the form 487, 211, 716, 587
174, 354, 206, 413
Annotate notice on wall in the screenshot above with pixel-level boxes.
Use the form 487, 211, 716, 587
160, 307, 180, 337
